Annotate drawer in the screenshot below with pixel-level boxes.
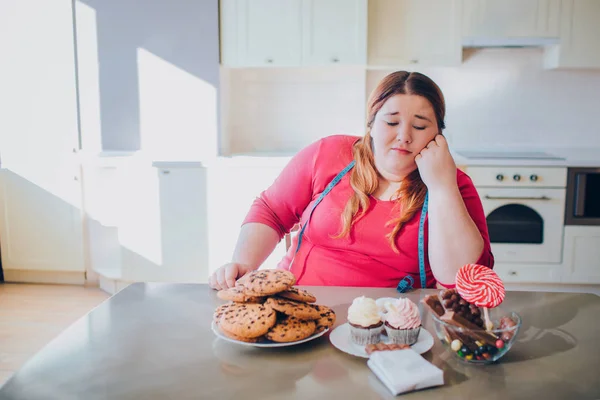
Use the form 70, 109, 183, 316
493, 264, 562, 284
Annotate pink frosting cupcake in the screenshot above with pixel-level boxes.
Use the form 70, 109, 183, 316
383, 298, 422, 345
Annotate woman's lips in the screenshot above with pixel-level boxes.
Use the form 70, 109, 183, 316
391, 148, 412, 155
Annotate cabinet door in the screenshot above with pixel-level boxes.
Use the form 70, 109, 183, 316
562, 226, 600, 284
462, 0, 560, 38
0, 0, 84, 274
368, 0, 462, 67
237, 0, 302, 67
544, 0, 600, 69
302, 0, 367, 65
119, 166, 209, 283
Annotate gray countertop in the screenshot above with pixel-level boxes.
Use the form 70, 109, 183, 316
1, 284, 599, 399
452, 147, 600, 168
205, 147, 600, 168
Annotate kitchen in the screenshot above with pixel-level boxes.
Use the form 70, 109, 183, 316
0, 0, 599, 294
1, 0, 600, 397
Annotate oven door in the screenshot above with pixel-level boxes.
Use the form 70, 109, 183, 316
476, 187, 566, 264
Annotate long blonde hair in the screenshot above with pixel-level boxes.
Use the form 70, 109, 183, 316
335, 71, 446, 252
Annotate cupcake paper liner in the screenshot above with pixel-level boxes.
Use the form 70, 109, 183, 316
349, 323, 384, 346
384, 325, 421, 345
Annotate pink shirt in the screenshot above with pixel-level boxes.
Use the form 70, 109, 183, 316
243, 135, 494, 288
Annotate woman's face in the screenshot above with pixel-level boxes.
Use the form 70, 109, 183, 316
370, 94, 439, 181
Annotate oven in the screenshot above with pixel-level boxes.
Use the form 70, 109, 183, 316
565, 167, 600, 226
467, 166, 567, 264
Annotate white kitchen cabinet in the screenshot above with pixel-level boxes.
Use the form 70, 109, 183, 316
220, 0, 367, 67
544, 0, 600, 69
302, 0, 367, 66
0, 0, 85, 282
462, 0, 560, 40
221, 0, 302, 67
0, 169, 84, 277
119, 163, 209, 283
367, 0, 463, 67
562, 226, 600, 284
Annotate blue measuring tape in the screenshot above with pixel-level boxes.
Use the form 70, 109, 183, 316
396, 191, 428, 292
292, 161, 428, 291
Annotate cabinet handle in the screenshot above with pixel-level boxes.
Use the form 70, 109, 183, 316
509, 271, 517, 276
331, 57, 339, 63
484, 195, 551, 201
162, 170, 170, 174
265, 58, 273, 63
409, 59, 419, 64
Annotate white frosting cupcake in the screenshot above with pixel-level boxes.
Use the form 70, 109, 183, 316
347, 296, 383, 345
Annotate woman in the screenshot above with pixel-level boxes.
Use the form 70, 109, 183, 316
209, 71, 493, 290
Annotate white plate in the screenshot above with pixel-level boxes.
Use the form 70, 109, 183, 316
211, 321, 330, 348
329, 323, 434, 358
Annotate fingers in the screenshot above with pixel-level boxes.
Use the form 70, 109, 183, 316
210, 263, 243, 290
435, 134, 447, 147
209, 271, 221, 290
216, 267, 227, 290
414, 153, 423, 165
225, 264, 238, 288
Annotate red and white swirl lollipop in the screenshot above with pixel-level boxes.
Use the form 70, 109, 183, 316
456, 264, 505, 330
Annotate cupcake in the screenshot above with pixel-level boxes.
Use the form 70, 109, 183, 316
383, 298, 422, 345
347, 296, 384, 345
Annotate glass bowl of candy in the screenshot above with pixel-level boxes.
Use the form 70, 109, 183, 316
430, 308, 521, 365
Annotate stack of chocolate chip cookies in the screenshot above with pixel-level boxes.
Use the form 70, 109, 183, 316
213, 270, 336, 343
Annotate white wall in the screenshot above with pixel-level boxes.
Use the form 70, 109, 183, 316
224, 48, 600, 154
222, 67, 367, 155
75, 0, 220, 160
368, 48, 600, 150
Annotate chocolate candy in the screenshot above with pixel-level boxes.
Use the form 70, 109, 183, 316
423, 295, 445, 317
440, 311, 497, 347
439, 289, 485, 328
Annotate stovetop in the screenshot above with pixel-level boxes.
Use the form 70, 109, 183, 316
454, 150, 565, 160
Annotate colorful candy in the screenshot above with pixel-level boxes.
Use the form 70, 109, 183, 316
456, 264, 505, 308
451, 339, 462, 351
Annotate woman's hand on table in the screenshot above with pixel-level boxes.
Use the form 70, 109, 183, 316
209, 263, 251, 290
414, 134, 457, 193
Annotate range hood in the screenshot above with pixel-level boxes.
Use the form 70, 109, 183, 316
462, 36, 560, 48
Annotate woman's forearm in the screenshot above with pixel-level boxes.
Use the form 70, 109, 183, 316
231, 222, 281, 273
427, 186, 484, 285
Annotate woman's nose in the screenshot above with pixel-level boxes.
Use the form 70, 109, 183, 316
395, 123, 412, 144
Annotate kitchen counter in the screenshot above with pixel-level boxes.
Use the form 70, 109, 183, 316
1, 283, 599, 399
207, 147, 599, 168
452, 147, 600, 168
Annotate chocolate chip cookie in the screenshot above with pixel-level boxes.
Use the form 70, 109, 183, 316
265, 297, 321, 321
265, 316, 316, 343
216, 286, 265, 303
213, 303, 232, 324
313, 305, 336, 333
219, 303, 277, 338
219, 326, 263, 343
239, 269, 296, 296
277, 286, 317, 303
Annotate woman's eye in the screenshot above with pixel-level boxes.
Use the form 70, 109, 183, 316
413, 126, 426, 130
386, 122, 399, 126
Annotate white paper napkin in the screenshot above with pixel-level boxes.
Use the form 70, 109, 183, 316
367, 349, 444, 396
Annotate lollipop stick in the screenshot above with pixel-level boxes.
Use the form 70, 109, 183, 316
483, 307, 494, 331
